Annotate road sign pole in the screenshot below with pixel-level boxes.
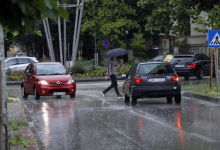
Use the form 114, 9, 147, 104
216, 48, 219, 92
210, 48, 213, 89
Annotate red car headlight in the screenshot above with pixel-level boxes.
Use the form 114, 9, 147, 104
38, 80, 49, 85
67, 79, 75, 84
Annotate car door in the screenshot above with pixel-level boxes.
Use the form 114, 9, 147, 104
5, 58, 17, 71
124, 64, 138, 96
17, 58, 30, 71
201, 54, 211, 75
26, 64, 35, 94
194, 54, 210, 75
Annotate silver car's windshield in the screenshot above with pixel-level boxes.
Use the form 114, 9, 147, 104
36, 64, 68, 75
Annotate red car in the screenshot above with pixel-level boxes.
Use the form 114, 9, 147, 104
21, 62, 76, 100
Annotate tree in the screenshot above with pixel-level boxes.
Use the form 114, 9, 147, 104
81, 0, 140, 54
0, 0, 68, 31
0, 1, 68, 149
137, 0, 219, 37
191, 4, 220, 32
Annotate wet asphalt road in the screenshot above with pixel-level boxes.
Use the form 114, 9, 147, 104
6, 79, 220, 150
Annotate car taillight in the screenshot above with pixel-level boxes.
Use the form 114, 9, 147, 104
171, 74, 179, 81
134, 76, 142, 83
187, 63, 197, 68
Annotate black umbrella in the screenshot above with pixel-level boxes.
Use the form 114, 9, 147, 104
104, 48, 128, 57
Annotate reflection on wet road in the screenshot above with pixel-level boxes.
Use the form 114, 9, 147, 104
7, 81, 220, 150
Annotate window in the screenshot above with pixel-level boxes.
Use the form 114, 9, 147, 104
28, 59, 35, 63
25, 65, 31, 75
36, 64, 68, 75
29, 65, 34, 75
138, 63, 174, 74
195, 55, 205, 61
5, 58, 17, 66
18, 58, 29, 64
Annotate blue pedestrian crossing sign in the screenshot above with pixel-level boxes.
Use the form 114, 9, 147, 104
208, 30, 220, 47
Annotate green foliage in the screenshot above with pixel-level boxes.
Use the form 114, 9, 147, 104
7, 92, 16, 98
7, 70, 24, 81
137, 0, 218, 37
8, 132, 35, 148
81, 0, 140, 51
182, 80, 220, 98
175, 38, 190, 50
39, 56, 51, 62
191, 4, 220, 33
131, 43, 147, 58
0, 0, 68, 31
8, 120, 29, 130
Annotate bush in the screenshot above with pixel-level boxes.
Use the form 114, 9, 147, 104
131, 43, 148, 58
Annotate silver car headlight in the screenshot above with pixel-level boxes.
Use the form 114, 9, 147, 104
67, 79, 75, 84
38, 80, 49, 85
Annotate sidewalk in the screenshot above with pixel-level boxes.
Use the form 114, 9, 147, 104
7, 98, 45, 150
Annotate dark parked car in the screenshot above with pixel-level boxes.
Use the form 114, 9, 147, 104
151, 53, 214, 80
123, 61, 181, 105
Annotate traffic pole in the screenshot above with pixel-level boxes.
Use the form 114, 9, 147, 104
216, 48, 219, 92
210, 48, 213, 89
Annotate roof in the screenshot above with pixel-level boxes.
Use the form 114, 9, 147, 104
139, 61, 171, 65
34, 62, 61, 65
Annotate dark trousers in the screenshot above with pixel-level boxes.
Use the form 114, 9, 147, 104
103, 74, 120, 95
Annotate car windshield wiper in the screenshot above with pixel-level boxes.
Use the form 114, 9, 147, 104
37, 74, 48, 75
48, 73, 65, 75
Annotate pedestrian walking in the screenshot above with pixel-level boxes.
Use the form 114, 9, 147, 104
101, 57, 123, 98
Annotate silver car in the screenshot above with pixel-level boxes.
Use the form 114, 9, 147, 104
5, 57, 38, 71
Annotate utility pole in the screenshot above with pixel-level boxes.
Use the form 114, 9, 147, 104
72, 0, 84, 65
71, 0, 80, 63
58, 1, 63, 64
63, 5, 67, 66
0, 24, 7, 150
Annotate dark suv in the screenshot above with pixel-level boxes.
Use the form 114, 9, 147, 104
151, 53, 213, 80
123, 61, 181, 105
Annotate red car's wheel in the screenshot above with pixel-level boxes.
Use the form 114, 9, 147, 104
34, 87, 40, 100
21, 85, 28, 99
70, 93, 75, 99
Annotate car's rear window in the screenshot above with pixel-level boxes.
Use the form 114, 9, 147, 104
138, 63, 175, 74
36, 64, 68, 75
170, 56, 193, 63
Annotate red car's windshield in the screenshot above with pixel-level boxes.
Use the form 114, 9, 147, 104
36, 64, 68, 75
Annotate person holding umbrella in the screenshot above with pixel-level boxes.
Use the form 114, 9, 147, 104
101, 48, 128, 99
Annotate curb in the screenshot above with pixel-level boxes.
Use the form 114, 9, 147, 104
7, 77, 126, 85
182, 91, 220, 103
8, 98, 40, 150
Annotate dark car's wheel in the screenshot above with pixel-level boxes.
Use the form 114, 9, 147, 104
196, 68, 203, 80
174, 94, 181, 104
34, 87, 40, 100
130, 93, 137, 105
124, 94, 130, 103
70, 93, 75, 99
21, 85, 28, 99
166, 97, 172, 103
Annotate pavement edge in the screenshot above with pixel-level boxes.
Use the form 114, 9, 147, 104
21, 101, 46, 150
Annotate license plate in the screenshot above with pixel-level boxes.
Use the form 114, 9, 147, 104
53, 92, 66, 95
149, 78, 165, 82
175, 64, 185, 67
